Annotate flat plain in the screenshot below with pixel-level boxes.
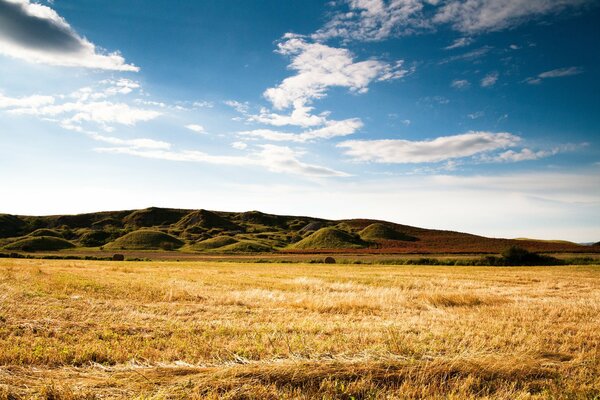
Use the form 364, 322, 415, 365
0, 259, 599, 399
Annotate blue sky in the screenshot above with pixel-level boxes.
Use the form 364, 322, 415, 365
0, 0, 599, 241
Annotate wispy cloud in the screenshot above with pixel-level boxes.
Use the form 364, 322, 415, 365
0, 0, 138, 70
451, 79, 470, 89
444, 37, 473, 50
481, 71, 499, 87
525, 66, 583, 84
312, 0, 429, 42
313, 0, 592, 41
97, 144, 349, 178
0, 80, 161, 131
338, 131, 521, 163
433, 0, 590, 34
239, 118, 363, 143
439, 46, 492, 64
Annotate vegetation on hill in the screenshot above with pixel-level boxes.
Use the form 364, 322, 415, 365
28, 228, 63, 238
0, 207, 594, 254
4, 236, 75, 251
105, 230, 183, 250
124, 207, 188, 228
218, 240, 274, 253
175, 209, 240, 231
187, 236, 238, 251
293, 227, 368, 250
359, 223, 417, 242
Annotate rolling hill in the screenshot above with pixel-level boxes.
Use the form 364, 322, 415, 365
0, 207, 596, 254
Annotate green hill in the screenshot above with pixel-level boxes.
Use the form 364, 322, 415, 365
28, 228, 63, 238
105, 230, 183, 250
0, 207, 593, 254
124, 207, 188, 228
176, 209, 240, 231
187, 236, 238, 251
4, 236, 75, 252
293, 227, 367, 250
219, 240, 273, 253
359, 223, 417, 242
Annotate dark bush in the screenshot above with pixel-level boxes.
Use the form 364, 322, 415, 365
324, 256, 336, 264
112, 254, 125, 261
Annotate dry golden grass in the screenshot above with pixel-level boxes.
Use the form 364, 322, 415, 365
0, 259, 598, 399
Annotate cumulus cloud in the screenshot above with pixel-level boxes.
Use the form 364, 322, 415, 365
0, 0, 138, 70
239, 118, 363, 143
480, 71, 499, 87
337, 131, 521, 163
264, 34, 410, 110
96, 143, 349, 178
314, 0, 592, 41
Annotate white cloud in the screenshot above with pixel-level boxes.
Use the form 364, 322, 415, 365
10, 100, 160, 127
231, 141, 248, 150
96, 143, 349, 178
433, 0, 590, 33
444, 37, 473, 50
486, 148, 556, 162
313, 0, 430, 42
439, 46, 492, 64
480, 71, 499, 87
467, 111, 484, 119
526, 66, 584, 84
224, 100, 250, 114
264, 35, 410, 110
338, 131, 521, 163
192, 101, 214, 108
185, 124, 205, 134
239, 118, 363, 143
1, 81, 161, 131
314, 0, 592, 41
451, 79, 470, 89
88, 133, 171, 150
248, 102, 327, 128
0, 0, 138, 71
0, 92, 54, 108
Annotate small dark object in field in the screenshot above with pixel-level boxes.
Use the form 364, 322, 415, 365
112, 254, 125, 261
324, 256, 336, 264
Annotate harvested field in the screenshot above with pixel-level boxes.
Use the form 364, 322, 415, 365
0, 259, 598, 399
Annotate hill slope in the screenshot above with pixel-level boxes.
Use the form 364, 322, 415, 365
0, 207, 595, 254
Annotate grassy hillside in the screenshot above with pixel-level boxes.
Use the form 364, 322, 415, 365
187, 236, 238, 251
293, 227, 368, 250
0, 207, 595, 254
359, 223, 418, 242
4, 236, 75, 251
105, 230, 183, 250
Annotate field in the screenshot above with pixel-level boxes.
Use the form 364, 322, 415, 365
0, 259, 599, 399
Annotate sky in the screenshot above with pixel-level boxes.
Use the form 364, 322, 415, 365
0, 0, 599, 242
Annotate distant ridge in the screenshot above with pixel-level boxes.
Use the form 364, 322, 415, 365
0, 207, 595, 254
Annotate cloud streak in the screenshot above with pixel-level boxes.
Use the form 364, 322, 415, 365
0, 0, 138, 70
97, 144, 350, 178
338, 131, 521, 163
